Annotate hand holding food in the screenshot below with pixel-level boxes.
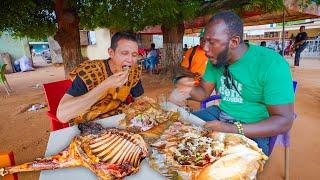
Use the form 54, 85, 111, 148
102, 70, 129, 89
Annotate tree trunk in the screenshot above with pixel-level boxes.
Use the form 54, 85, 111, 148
161, 23, 184, 75
54, 0, 83, 78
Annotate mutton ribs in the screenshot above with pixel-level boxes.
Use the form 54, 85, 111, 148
0, 124, 148, 179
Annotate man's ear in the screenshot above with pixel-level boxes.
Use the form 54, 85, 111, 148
108, 48, 115, 58
229, 36, 241, 49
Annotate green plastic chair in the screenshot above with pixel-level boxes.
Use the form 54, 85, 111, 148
0, 64, 12, 95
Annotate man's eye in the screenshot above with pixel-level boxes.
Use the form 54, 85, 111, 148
132, 52, 138, 57
121, 52, 129, 55
205, 39, 214, 45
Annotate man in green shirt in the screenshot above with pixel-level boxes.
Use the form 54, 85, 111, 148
172, 11, 295, 155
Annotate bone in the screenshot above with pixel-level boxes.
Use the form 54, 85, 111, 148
110, 140, 132, 164
131, 148, 142, 167
0, 149, 81, 175
123, 146, 139, 166
116, 142, 135, 164
91, 132, 111, 143
101, 139, 127, 162
89, 134, 114, 149
121, 144, 136, 165
0, 168, 8, 176
95, 136, 122, 158
92, 136, 120, 153
0, 126, 148, 179
128, 147, 138, 165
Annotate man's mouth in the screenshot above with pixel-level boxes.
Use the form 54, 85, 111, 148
206, 54, 215, 59
206, 56, 217, 64
122, 65, 131, 71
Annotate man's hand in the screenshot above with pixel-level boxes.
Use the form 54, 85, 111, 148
168, 88, 191, 106
175, 77, 195, 96
204, 121, 237, 133
101, 71, 129, 89
176, 77, 195, 88
169, 77, 195, 106
56, 70, 129, 123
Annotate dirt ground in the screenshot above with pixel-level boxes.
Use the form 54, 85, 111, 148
0, 56, 319, 180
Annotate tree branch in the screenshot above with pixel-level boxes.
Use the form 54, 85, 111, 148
55, 0, 65, 21
201, 0, 251, 11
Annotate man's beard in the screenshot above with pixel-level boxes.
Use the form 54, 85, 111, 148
212, 45, 229, 68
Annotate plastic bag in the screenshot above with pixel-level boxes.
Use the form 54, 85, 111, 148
18, 55, 34, 72
27, 103, 46, 112
14, 59, 21, 72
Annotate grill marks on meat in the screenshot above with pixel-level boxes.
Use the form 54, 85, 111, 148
0, 125, 148, 179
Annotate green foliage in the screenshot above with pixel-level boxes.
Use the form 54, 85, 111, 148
312, 0, 320, 4
78, 0, 149, 31
0, 0, 56, 40
2, 0, 312, 39
240, 0, 284, 13
78, 0, 202, 31
143, 1, 202, 28
298, 0, 320, 8
78, 0, 284, 31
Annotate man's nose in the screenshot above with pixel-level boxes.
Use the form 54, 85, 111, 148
129, 54, 137, 63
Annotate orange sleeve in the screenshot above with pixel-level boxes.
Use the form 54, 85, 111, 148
181, 48, 192, 68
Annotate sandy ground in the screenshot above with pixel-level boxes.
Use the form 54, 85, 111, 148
0, 56, 319, 180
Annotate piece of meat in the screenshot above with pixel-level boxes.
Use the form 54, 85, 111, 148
0, 146, 81, 175
78, 122, 105, 135
0, 126, 148, 179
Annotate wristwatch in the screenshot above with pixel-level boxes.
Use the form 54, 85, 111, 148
172, 76, 186, 84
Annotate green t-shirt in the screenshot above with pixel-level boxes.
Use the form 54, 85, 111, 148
203, 44, 294, 123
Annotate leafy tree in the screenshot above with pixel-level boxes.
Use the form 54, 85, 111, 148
4, 0, 315, 75
79, 0, 285, 73
1, 0, 82, 76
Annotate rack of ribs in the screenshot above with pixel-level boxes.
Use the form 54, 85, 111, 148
0, 123, 148, 179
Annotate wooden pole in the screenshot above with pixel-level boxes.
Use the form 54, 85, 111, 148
282, 5, 285, 57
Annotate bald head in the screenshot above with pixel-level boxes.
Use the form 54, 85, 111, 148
207, 11, 244, 43
205, 19, 230, 42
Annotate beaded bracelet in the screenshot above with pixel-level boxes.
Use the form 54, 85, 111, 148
234, 121, 244, 135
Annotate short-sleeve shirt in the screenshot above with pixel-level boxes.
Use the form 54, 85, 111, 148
295, 32, 308, 45
181, 46, 208, 75
203, 44, 294, 123
67, 60, 144, 98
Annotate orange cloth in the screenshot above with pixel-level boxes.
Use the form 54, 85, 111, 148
0, 152, 18, 180
181, 46, 208, 75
